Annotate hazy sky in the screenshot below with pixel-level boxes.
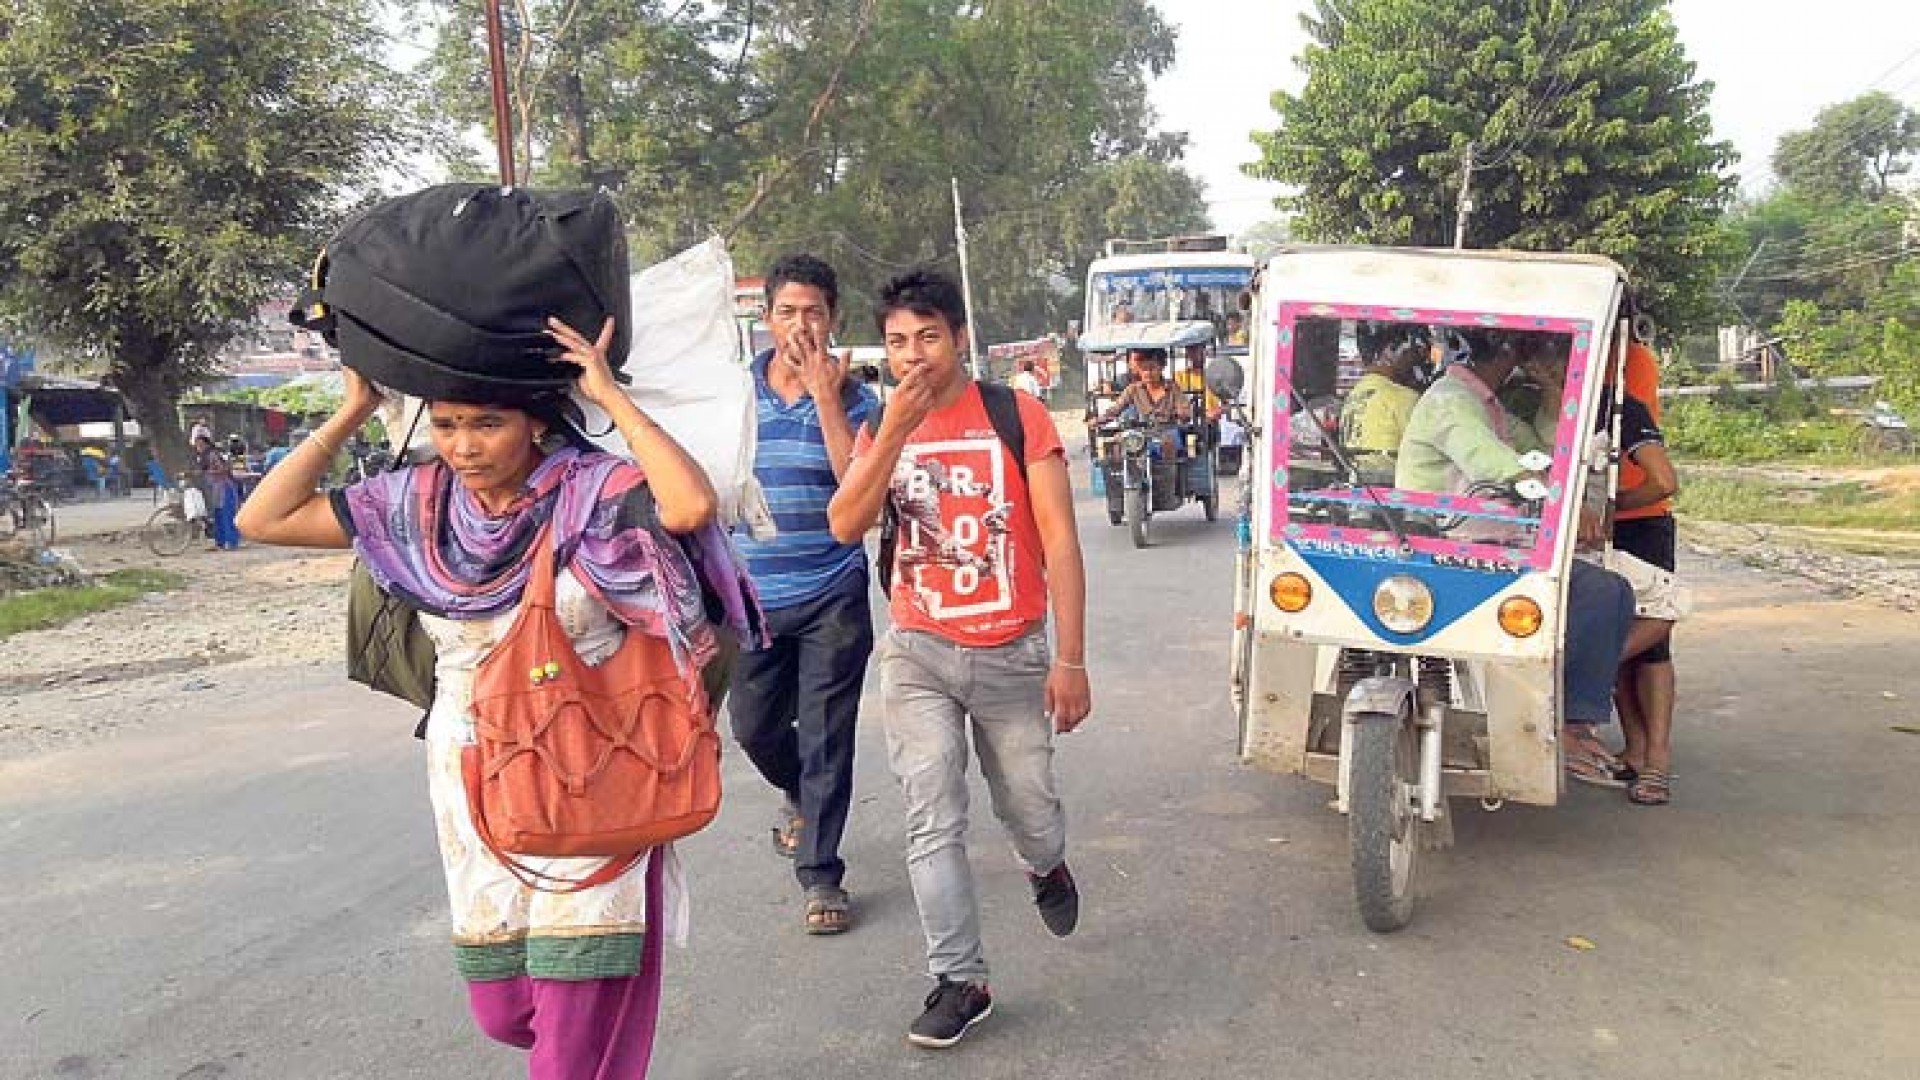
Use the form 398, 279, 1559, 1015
1149, 0, 1920, 236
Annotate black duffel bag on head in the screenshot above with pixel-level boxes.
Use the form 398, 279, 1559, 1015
292, 184, 631, 403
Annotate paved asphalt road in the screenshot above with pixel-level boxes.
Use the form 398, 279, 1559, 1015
3, 475, 1917, 1080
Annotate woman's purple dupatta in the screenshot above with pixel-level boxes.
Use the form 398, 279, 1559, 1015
337, 447, 761, 674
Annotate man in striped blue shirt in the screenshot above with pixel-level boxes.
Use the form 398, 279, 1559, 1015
731, 254, 880, 935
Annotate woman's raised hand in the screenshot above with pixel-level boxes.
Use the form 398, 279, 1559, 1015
548, 316, 623, 408
341, 367, 386, 424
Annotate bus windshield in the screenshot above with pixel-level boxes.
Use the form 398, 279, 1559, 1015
1088, 266, 1252, 350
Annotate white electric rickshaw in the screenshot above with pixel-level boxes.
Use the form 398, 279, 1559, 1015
1212, 246, 1637, 932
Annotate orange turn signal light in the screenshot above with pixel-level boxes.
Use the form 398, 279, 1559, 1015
1269, 572, 1313, 613
1498, 596, 1544, 638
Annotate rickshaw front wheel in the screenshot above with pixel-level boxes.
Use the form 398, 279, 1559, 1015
1349, 713, 1421, 933
1200, 490, 1218, 522
1124, 487, 1150, 548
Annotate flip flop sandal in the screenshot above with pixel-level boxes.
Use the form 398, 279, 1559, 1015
1627, 768, 1672, 806
803, 885, 851, 936
1565, 748, 1628, 789
771, 804, 803, 859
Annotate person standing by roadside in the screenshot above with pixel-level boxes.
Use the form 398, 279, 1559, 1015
261, 431, 300, 474
828, 269, 1091, 1049
729, 255, 880, 935
1009, 358, 1042, 399
191, 432, 241, 550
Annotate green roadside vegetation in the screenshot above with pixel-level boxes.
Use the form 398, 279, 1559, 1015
0, 568, 186, 639
1665, 393, 1920, 552
1677, 471, 1920, 532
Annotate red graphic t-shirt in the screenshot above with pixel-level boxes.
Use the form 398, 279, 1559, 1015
852, 383, 1064, 647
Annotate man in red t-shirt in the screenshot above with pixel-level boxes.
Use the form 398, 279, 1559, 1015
830, 269, 1090, 1049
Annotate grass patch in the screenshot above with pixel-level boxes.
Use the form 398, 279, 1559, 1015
0, 568, 187, 639
1677, 471, 1920, 531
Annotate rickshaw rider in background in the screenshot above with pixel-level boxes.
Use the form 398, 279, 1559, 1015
1393, 329, 1636, 785
1176, 343, 1224, 421
1339, 321, 1432, 474
1099, 348, 1192, 458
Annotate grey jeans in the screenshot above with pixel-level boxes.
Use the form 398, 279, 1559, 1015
877, 626, 1068, 984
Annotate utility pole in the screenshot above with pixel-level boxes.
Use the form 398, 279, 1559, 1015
1452, 141, 1476, 250
1720, 239, 1775, 380
951, 177, 983, 380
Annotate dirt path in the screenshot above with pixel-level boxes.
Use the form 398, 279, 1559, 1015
0, 535, 351, 760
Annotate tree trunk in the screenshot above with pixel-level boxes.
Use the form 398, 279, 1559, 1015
114, 358, 190, 481
557, 68, 592, 178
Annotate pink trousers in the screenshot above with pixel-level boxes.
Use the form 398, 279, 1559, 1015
465, 858, 666, 1079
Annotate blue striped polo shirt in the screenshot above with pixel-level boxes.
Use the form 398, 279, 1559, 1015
736, 351, 880, 609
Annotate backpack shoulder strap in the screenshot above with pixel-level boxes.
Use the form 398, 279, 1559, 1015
977, 382, 1028, 488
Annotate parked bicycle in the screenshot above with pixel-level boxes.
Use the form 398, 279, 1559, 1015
0, 471, 58, 547
144, 476, 211, 557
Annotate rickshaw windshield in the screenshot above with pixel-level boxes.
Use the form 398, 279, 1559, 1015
1090, 267, 1252, 352
1271, 303, 1595, 572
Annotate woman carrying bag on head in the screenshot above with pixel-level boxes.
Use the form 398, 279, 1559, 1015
238, 313, 757, 1079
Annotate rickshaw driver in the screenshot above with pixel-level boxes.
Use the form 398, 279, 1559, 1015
1394, 329, 1555, 495
1099, 348, 1193, 458
1393, 329, 1637, 786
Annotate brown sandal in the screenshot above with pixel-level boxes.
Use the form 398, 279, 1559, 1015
1627, 768, 1671, 806
803, 885, 851, 935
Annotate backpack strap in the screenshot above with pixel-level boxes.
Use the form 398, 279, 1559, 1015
977, 381, 1028, 489
864, 402, 900, 596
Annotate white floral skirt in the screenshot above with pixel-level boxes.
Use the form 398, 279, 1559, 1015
424, 739, 689, 981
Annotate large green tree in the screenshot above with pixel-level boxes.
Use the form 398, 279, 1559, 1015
1249, 0, 1735, 330
409, 0, 1210, 343
0, 0, 408, 471
409, 0, 752, 253
1772, 91, 1919, 202
1722, 92, 1920, 412
1719, 92, 1918, 342
732, 0, 1209, 341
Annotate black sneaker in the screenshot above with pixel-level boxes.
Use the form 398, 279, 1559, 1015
1029, 863, 1079, 937
907, 977, 992, 1048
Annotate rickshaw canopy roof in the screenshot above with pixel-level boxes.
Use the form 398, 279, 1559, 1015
1256, 246, 1628, 323
1080, 319, 1217, 354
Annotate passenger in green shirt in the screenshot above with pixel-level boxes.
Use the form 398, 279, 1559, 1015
1394, 329, 1559, 496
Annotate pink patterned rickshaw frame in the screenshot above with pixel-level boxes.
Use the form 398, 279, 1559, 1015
1268, 302, 1596, 571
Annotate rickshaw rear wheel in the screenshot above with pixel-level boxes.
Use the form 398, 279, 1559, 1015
1200, 490, 1218, 521
1124, 488, 1150, 548
1349, 712, 1421, 933
1107, 507, 1123, 526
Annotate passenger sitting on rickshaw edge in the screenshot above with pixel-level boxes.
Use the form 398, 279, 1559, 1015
1392, 329, 1636, 776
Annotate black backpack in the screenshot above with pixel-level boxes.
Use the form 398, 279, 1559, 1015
292, 184, 631, 403
870, 381, 1027, 596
